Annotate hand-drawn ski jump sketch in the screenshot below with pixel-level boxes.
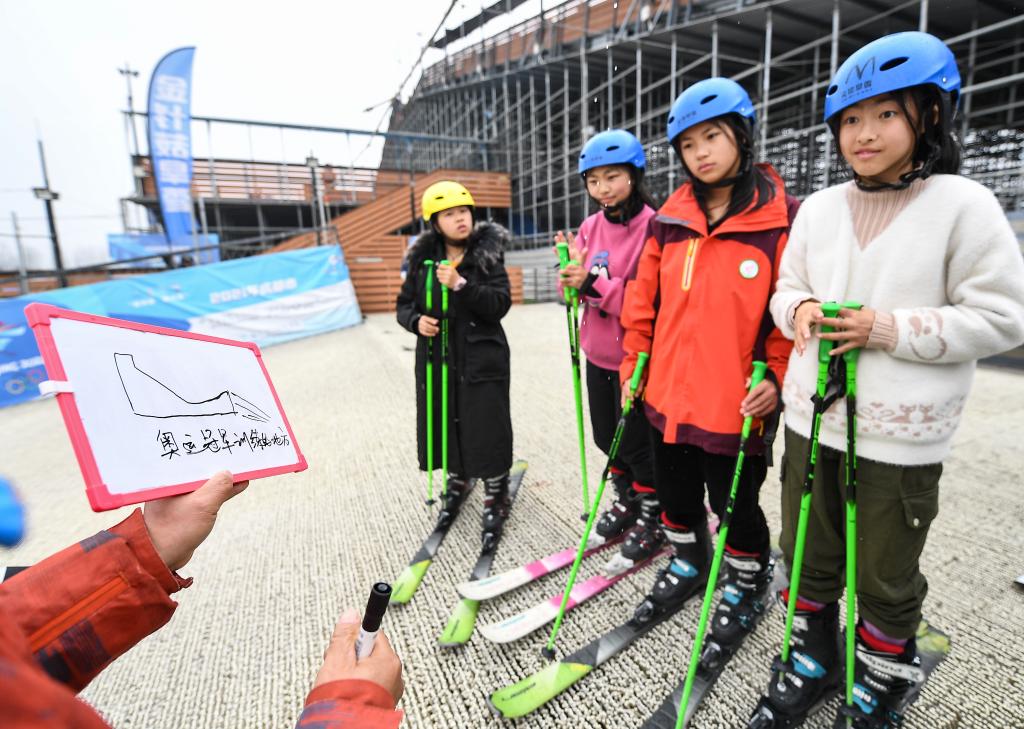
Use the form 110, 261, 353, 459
114, 352, 271, 423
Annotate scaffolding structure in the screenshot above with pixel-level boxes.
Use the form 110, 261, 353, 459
385, 0, 1024, 244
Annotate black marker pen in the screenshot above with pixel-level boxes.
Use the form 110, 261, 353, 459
355, 582, 392, 660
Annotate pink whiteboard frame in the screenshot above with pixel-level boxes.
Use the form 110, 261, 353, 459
26, 303, 308, 512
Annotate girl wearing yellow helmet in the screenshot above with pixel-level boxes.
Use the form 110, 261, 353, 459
396, 181, 515, 542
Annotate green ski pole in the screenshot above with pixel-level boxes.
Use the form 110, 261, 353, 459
676, 360, 769, 728
779, 301, 844, 670
423, 260, 435, 505
440, 260, 450, 500
556, 240, 589, 519
841, 301, 863, 715
541, 352, 650, 660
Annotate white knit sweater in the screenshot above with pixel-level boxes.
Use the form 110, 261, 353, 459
771, 174, 1024, 466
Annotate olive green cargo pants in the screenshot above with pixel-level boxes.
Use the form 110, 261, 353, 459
779, 427, 942, 639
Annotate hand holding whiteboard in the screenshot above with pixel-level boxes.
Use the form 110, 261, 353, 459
27, 304, 307, 511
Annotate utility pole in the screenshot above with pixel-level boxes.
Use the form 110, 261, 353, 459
118, 63, 141, 156
10, 212, 29, 295
32, 139, 68, 288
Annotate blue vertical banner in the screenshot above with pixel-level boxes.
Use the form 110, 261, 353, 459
147, 47, 196, 247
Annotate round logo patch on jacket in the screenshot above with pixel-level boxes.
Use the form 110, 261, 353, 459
739, 259, 759, 279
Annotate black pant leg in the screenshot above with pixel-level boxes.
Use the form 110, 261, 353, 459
702, 450, 770, 555
585, 361, 618, 457
648, 425, 708, 529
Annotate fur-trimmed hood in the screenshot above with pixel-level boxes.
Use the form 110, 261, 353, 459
407, 221, 510, 272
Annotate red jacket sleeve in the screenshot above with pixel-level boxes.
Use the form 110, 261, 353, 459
0, 509, 186, 693
619, 233, 662, 385
297, 679, 403, 728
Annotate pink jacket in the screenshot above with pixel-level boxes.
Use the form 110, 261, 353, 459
560, 205, 656, 370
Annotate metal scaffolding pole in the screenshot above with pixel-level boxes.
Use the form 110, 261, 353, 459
962, 8, 979, 140
712, 20, 719, 77
607, 47, 614, 128
564, 63, 572, 227
919, 0, 929, 32
581, 43, 589, 136
823, 0, 841, 187
636, 45, 642, 135
669, 33, 678, 192
546, 69, 554, 233
516, 77, 525, 234
760, 9, 773, 160
808, 43, 821, 191
529, 74, 539, 228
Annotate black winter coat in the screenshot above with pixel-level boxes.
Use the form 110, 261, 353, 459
396, 222, 513, 479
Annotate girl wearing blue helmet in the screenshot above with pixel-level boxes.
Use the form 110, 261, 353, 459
619, 78, 797, 628
557, 128, 662, 573
750, 32, 1024, 729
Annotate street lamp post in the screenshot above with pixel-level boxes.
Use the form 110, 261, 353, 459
33, 140, 67, 288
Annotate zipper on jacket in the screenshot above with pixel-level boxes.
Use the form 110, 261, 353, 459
681, 237, 701, 291
28, 576, 128, 652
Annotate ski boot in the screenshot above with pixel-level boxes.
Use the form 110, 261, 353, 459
435, 475, 468, 530
481, 472, 511, 552
747, 599, 841, 728
832, 627, 925, 728
604, 488, 663, 575
701, 548, 775, 672
587, 470, 640, 548
632, 520, 711, 623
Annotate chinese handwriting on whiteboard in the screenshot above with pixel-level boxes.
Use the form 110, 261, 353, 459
157, 427, 291, 459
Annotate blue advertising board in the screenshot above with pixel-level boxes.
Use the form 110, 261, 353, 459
108, 232, 220, 267
0, 246, 362, 409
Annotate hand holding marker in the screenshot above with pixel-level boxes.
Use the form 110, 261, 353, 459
355, 582, 392, 659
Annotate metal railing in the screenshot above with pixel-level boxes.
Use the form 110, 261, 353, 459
0, 226, 341, 297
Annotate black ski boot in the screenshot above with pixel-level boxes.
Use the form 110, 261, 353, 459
435, 475, 467, 529
481, 472, 511, 551
589, 471, 641, 547
711, 549, 775, 646
633, 520, 711, 623
605, 491, 665, 574
832, 629, 925, 728
748, 599, 841, 728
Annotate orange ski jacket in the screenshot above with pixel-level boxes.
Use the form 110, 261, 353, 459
620, 164, 797, 456
0, 510, 401, 729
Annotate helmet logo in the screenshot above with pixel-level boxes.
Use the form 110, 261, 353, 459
845, 57, 876, 84
838, 57, 877, 103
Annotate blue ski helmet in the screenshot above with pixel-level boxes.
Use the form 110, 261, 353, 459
824, 31, 960, 124
578, 129, 646, 175
667, 77, 755, 145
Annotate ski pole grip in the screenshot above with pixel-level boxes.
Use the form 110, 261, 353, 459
741, 360, 769, 439
624, 353, 649, 415
630, 352, 650, 394
555, 241, 575, 303
817, 301, 841, 366
750, 360, 768, 390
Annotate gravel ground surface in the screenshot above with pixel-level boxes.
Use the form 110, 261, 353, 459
3, 302, 1022, 728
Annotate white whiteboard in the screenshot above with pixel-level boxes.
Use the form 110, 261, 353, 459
36, 309, 304, 508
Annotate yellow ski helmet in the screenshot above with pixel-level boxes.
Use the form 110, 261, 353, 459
421, 180, 475, 222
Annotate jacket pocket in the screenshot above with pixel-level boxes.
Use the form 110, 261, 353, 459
464, 329, 510, 382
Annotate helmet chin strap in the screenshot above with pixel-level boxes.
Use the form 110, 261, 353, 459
687, 148, 753, 197
599, 176, 638, 224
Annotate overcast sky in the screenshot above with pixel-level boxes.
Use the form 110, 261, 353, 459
0, 1, 546, 270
